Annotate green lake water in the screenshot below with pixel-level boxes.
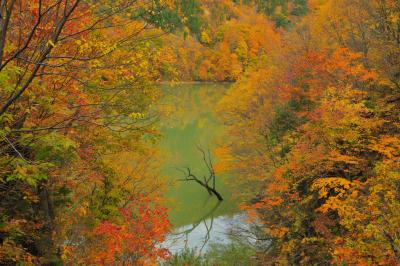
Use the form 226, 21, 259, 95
158, 83, 238, 228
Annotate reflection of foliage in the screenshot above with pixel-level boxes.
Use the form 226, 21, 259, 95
159, 84, 228, 125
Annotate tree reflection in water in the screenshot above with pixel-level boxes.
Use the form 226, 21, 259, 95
171, 200, 221, 253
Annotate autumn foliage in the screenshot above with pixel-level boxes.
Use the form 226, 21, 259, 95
67, 196, 170, 265
217, 0, 400, 264
0, 0, 399, 265
156, 1, 280, 82
0, 0, 186, 264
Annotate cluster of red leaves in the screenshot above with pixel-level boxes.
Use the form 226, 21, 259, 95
89, 196, 170, 265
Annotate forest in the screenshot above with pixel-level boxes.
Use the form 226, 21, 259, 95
0, 0, 399, 265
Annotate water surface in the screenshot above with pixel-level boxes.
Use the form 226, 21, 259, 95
158, 83, 240, 251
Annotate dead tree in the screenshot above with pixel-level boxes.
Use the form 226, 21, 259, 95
179, 146, 223, 201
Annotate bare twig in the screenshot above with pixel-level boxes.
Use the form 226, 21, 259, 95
178, 146, 223, 201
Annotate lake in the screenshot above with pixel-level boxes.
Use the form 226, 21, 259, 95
158, 83, 242, 253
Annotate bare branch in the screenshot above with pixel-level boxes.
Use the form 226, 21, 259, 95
178, 148, 223, 201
